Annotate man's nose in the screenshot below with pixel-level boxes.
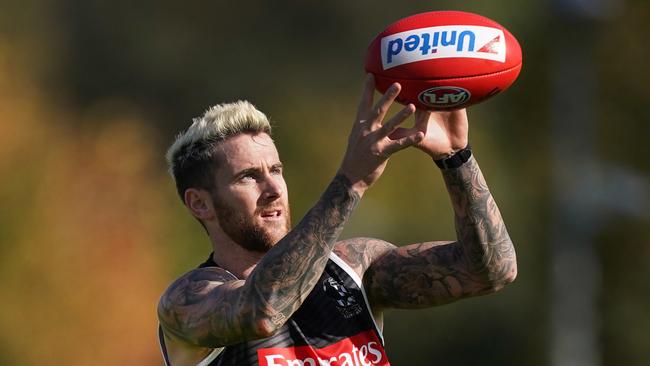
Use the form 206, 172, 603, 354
261, 175, 282, 201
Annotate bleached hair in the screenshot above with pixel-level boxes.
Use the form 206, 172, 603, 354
166, 100, 272, 199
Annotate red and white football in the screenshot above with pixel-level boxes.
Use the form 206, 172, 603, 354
364, 11, 522, 110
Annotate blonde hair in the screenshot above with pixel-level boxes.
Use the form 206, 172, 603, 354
166, 100, 272, 199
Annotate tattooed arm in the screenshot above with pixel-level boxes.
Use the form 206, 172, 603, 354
337, 109, 517, 310
350, 157, 516, 309
159, 175, 361, 347
157, 76, 424, 348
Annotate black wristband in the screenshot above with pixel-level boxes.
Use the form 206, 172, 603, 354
434, 145, 472, 170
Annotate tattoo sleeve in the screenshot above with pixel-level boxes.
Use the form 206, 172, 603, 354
361, 156, 517, 309
158, 174, 361, 347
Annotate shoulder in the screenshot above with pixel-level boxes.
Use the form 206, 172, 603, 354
157, 267, 239, 334
159, 267, 239, 307
333, 237, 396, 277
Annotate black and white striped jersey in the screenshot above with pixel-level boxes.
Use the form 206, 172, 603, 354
159, 252, 390, 366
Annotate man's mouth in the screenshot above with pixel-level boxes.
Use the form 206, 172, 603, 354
260, 209, 282, 219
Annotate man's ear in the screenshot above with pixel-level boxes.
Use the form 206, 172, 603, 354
184, 188, 215, 221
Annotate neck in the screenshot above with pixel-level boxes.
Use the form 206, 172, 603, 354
208, 231, 265, 279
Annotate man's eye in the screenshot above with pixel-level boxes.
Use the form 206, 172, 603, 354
271, 167, 283, 175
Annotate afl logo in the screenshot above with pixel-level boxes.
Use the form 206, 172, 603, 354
418, 86, 471, 108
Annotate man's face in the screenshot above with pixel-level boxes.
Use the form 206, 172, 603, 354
210, 132, 291, 252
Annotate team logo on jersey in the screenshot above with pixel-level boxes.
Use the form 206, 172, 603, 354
323, 277, 363, 319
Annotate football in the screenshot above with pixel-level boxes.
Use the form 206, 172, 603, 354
364, 11, 522, 110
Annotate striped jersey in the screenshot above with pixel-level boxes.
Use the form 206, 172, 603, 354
159, 252, 390, 366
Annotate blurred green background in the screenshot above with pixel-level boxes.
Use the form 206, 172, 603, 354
0, 0, 648, 365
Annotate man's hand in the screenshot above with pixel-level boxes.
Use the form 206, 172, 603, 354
389, 108, 469, 160
338, 75, 424, 192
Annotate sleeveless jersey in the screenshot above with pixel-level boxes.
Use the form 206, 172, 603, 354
159, 252, 390, 366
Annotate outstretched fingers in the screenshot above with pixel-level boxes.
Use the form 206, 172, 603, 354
369, 82, 401, 125
388, 108, 430, 140
375, 103, 423, 156
383, 129, 425, 156
380, 103, 416, 136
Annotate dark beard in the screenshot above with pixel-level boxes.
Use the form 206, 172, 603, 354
211, 194, 290, 253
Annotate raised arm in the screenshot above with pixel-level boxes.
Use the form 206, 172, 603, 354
157, 76, 425, 347
339, 109, 517, 310
158, 174, 361, 347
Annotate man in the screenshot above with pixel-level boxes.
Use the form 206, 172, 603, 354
157, 75, 517, 366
